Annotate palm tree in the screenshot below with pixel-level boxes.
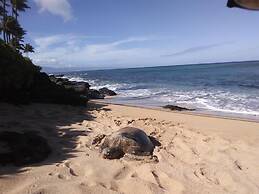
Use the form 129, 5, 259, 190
3, 15, 25, 49
0, 0, 31, 53
0, 0, 29, 45
0, 3, 4, 16
23, 43, 34, 56
8, 0, 29, 50
0, 5, 4, 37
4, 16, 24, 37
0, 0, 8, 42
10, 0, 29, 20
9, 36, 23, 50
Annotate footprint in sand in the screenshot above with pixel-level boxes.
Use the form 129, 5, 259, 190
64, 161, 78, 176
131, 172, 138, 178
113, 166, 130, 180
193, 166, 220, 185
109, 181, 119, 192
151, 171, 164, 189
50, 161, 79, 179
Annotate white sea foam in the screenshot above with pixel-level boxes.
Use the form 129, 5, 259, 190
119, 88, 168, 98
61, 75, 95, 84
154, 89, 259, 116
62, 74, 259, 118
62, 75, 130, 91
113, 87, 259, 117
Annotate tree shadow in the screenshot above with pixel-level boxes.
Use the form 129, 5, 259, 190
0, 101, 110, 176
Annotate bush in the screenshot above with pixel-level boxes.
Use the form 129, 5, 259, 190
0, 39, 40, 103
0, 39, 87, 106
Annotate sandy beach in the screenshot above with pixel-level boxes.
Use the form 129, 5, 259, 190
0, 101, 259, 194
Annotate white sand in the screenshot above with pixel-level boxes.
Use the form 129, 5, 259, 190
0, 101, 259, 194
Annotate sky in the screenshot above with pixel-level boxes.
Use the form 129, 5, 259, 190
19, 0, 259, 70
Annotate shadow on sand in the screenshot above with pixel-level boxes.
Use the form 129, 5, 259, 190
0, 101, 110, 176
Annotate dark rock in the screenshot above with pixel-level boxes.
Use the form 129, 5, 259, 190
0, 131, 52, 166
73, 82, 90, 94
163, 105, 195, 111
49, 76, 70, 86
48, 75, 117, 100
99, 87, 117, 96
87, 89, 105, 99
31, 72, 88, 106
49, 76, 90, 95
49, 75, 57, 82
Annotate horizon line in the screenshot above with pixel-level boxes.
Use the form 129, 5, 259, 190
42, 59, 259, 73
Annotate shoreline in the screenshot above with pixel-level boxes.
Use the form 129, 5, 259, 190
90, 101, 259, 144
62, 61, 259, 122
0, 102, 259, 193
93, 99, 259, 124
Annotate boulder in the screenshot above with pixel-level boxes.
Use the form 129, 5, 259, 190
49, 76, 90, 95
73, 82, 90, 94
48, 75, 117, 100
31, 72, 88, 106
163, 105, 195, 111
99, 87, 117, 96
87, 89, 105, 99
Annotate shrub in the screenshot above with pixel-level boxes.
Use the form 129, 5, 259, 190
0, 39, 87, 106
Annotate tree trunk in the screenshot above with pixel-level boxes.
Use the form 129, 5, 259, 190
3, 0, 6, 42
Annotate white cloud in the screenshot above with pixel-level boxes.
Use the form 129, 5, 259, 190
34, 0, 73, 21
31, 34, 165, 68
30, 34, 248, 70
34, 34, 66, 49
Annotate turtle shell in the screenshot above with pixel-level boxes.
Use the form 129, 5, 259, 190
100, 127, 154, 159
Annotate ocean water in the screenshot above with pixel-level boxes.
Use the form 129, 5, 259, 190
62, 62, 259, 120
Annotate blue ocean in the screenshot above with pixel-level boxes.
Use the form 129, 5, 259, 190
62, 61, 259, 120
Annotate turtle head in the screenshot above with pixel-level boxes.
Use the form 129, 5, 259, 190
102, 147, 124, 159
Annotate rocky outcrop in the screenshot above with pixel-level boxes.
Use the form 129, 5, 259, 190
49, 75, 91, 95
49, 76, 116, 100
99, 87, 117, 96
31, 73, 88, 106
0, 39, 116, 105
163, 105, 195, 111
87, 89, 105, 99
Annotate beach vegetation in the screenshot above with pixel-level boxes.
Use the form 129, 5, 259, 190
0, 0, 32, 54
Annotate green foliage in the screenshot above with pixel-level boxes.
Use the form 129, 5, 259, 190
1, 0, 30, 52
0, 40, 87, 105
4, 16, 25, 38
0, 39, 40, 102
23, 43, 34, 55
0, 5, 4, 16
0, 2, 87, 106
11, 0, 30, 14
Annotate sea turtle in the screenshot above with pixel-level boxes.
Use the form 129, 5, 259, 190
95, 127, 155, 160
227, 0, 259, 10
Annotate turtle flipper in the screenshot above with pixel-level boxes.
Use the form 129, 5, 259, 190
227, 0, 239, 8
